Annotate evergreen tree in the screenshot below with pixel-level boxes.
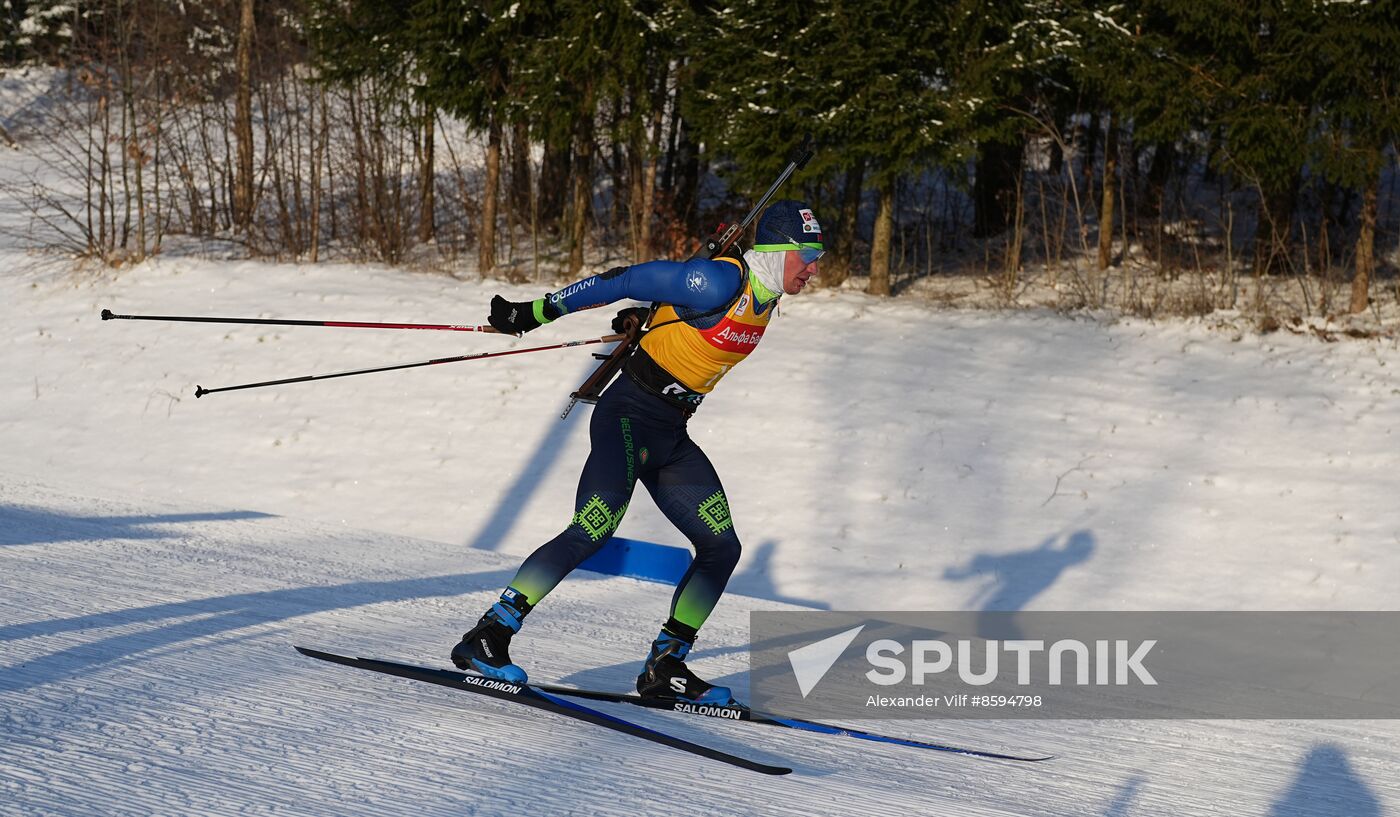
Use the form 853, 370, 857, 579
1052, 0, 1159, 270
1, 0, 77, 65
310, 0, 418, 90
408, 1, 669, 276
1139, 0, 1314, 277
522, 0, 670, 274
943, 0, 1037, 241
1303, 0, 1400, 312
407, 0, 553, 274
683, 0, 953, 295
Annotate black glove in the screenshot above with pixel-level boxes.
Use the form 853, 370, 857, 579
611, 306, 651, 335
488, 294, 556, 335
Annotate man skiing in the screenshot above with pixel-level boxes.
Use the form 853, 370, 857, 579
453, 200, 824, 705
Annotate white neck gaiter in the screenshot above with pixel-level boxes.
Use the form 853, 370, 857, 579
742, 248, 784, 303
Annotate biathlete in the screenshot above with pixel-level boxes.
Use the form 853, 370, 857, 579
452, 200, 824, 705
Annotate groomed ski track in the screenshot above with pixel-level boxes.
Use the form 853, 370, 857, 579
3, 478, 1396, 816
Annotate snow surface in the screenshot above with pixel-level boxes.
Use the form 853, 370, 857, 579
3, 479, 1398, 816
3, 255, 1399, 815
3, 256, 1399, 614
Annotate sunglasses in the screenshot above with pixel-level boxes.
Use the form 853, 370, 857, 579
779, 232, 825, 265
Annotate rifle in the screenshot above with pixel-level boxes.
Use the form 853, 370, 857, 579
560, 134, 816, 420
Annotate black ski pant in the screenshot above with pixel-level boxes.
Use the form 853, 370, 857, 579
506, 374, 741, 634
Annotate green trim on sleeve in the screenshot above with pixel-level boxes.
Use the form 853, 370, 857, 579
531, 298, 555, 324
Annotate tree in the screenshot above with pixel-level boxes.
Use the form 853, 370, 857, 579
518, 0, 671, 275
233, 0, 256, 233
1303, 1, 1400, 313
944, 0, 1038, 242
1144, 1, 1314, 277
1, 0, 76, 65
410, 0, 555, 275
683, 0, 953, 295
310, 0, 427, 261
1055, 1, 1151, 271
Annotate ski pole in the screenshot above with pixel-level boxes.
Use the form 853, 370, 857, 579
193, 332, 626, 398
101, 308, 505, 334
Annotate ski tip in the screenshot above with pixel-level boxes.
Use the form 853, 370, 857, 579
957, 749, 1055, 763
982, 751, 1055, 763
733, 759, 792, 776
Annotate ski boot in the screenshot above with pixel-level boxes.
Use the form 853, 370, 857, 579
451, 590, 531, 684
636, 629, 733, 705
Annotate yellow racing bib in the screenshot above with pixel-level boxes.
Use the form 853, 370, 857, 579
639, 258, 775, 394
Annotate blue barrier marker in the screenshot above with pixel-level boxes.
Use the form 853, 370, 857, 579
579, 537, 692, 585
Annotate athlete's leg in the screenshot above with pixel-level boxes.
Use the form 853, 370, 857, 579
506, 404, 649, 606
453, 389, 661, 681
633, 433, 741, 702
642, 433, 742, 638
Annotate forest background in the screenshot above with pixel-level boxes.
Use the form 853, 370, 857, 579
2, 0, 1398, 325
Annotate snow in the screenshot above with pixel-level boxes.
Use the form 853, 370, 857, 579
3, 257, 1397, 615
3, 78, 1400, 817
3, 479, 1398, 815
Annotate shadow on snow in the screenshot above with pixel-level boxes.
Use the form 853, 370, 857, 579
0, 503, 273, 546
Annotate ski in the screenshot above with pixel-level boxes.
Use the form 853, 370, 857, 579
294, 647, 791, 776
531, 683, 1053, 763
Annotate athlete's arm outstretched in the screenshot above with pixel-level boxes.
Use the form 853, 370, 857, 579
486, 259, 740, 335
